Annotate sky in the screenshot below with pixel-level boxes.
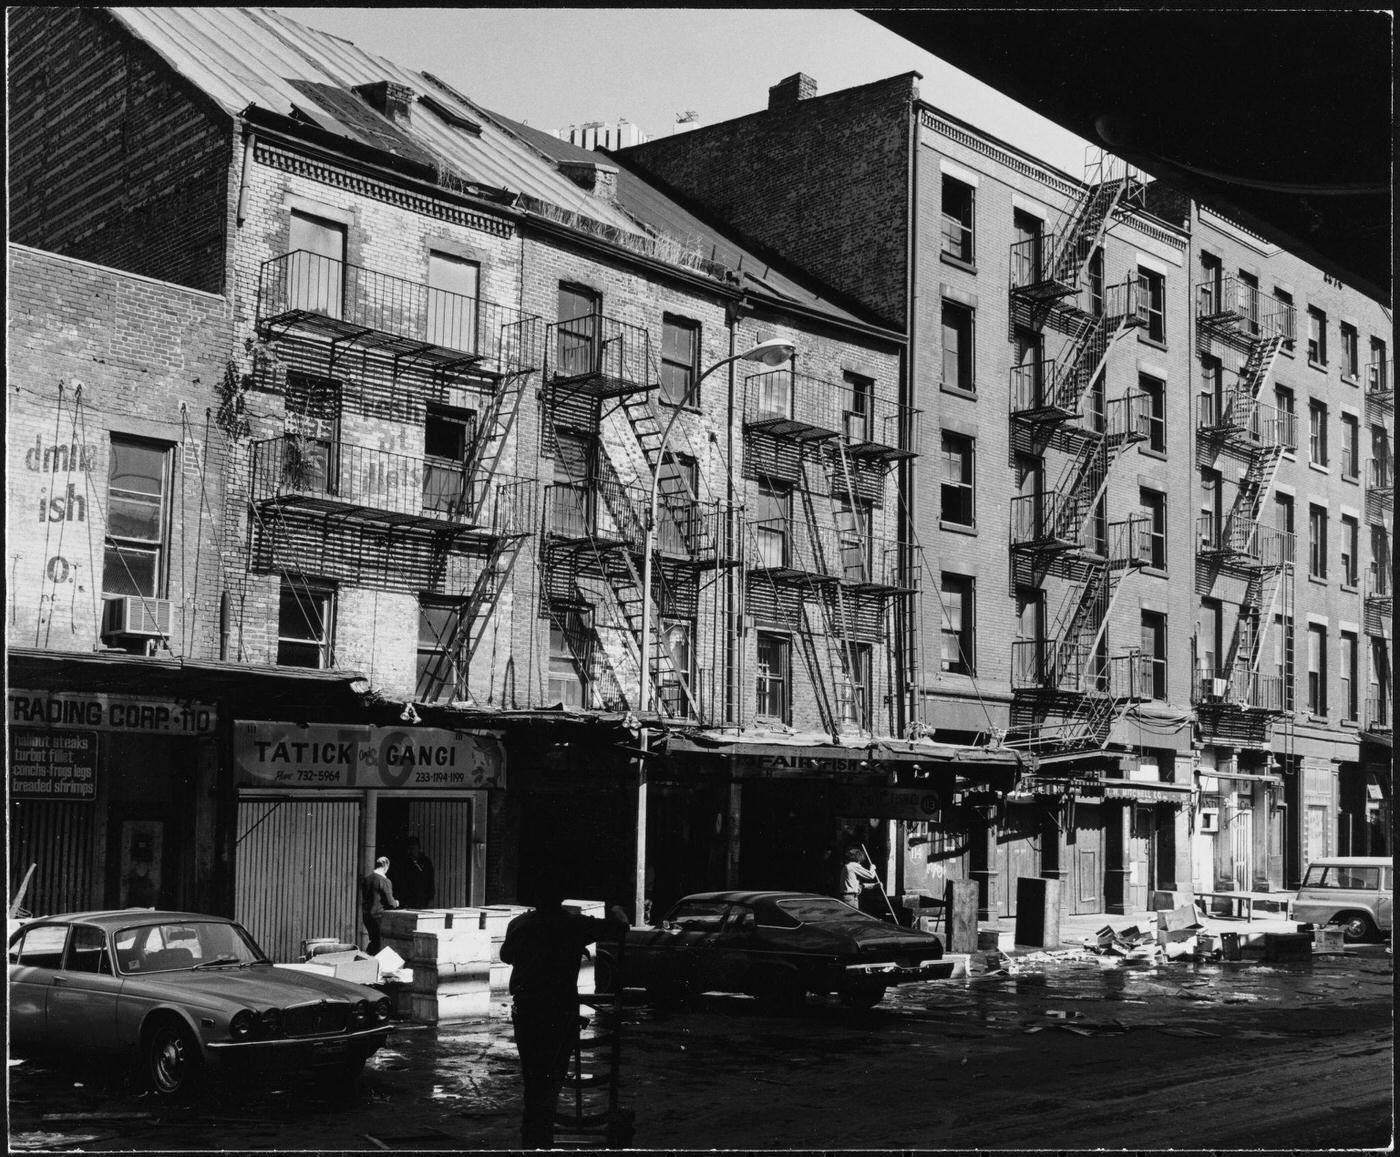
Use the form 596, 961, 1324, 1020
274, 8, 1097, 176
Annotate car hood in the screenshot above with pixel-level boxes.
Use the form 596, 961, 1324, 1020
123, 965, 381, 1008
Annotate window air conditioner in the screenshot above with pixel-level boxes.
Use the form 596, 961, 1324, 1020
1199, 808, 1220, 834
1211, 677, 1230, 698
102, 596, 173, 638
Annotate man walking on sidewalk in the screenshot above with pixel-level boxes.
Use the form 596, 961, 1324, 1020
501, 883, 629, 1149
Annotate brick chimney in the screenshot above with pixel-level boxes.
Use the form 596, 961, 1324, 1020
557, 160, 619, 204
353, 80, 415, 127
768, 73, 817, 110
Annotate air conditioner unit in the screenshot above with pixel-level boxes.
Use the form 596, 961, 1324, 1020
1199, 808, 1220, 833
102, 596, 172, 638
1210, 677, 1230, 698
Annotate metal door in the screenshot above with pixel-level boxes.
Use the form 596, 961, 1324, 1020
235, 796, 359, 962
1232, 801, 1255, 892
406, 798, 473, 908
1070, 804, 1103, 914
995, 804, 1041, 918
1129, 807, 1153, 911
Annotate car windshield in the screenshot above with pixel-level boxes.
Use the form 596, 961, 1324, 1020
113, 920, 267, 975
775, 897, 883, 926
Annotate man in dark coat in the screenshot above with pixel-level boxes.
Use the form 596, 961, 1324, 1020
500, 883, 628, 1148
391, 837, 435, 909
360, 856, 398, 954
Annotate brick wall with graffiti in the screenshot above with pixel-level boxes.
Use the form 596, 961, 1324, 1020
7, 244, 234, 656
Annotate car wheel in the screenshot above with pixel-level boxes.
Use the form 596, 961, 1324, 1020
1333, 912, 1377, 943
146, 1019, 203, 1098
841, 984, 887, 1010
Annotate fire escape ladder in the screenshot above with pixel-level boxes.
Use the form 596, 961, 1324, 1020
1234, 442, 1286, 530
462, 367, 529, 501
1048, 167, 1136, 291
547, 598, 629, 712
797, 455, 852, 736
828, 437, 873, 735
1248, 560, 1293, 675
617, 391, 705, 506
1238, 333, 1287, 403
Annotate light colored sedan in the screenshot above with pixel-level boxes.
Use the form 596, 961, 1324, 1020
8, 909, 392, 1096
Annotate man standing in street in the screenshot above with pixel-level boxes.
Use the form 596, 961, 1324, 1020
361, 855, 398, 955
392, 836, 435, 909
500, 884, 629, 1149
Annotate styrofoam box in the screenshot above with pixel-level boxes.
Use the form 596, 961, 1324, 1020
408, 928, 490, 966
380, 910, 448, 937
410, 990, 491, 1024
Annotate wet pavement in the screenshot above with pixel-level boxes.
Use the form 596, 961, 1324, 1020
9, 942, 1393, 1151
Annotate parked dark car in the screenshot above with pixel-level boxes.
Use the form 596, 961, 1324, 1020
595, 890, 952, 1010
8, 910, 392, 1096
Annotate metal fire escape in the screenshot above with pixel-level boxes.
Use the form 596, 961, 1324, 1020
1193, 277, 1295, 746
250, 252, 540, 699
743, 367, 918, 740
538, 314, 728, 719
1363, 354, 1393, 730
1005, 153, 1151, 756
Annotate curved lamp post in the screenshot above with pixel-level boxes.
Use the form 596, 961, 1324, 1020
633, 337, 795, 922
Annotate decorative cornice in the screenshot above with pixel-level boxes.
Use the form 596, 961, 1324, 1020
919, 108, 1186, 252
254, 141, 513, 239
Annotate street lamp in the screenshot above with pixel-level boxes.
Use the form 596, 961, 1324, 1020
633, 336, 796, 922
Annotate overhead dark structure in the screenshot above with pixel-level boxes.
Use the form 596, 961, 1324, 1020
863, 10, 1392, 307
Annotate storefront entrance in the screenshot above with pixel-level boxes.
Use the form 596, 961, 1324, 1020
1068, 804, 1103, 915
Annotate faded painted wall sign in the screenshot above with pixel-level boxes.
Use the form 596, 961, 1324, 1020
832, 784, 943, 821
10, 728, 98, 799
7, 690, 217, 735
233, 721, 506, 789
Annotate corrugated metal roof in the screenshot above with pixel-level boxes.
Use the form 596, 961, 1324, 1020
107, 7, 643, 232
486, 111, 878, 328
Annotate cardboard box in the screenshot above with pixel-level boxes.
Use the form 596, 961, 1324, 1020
1312, 926, 1345, 951
408, 928, 489, 966
412, 960, 491, 994
315, 950, 380, 985
275, 961, 335, 977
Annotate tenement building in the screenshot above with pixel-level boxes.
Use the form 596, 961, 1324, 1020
8, 9, 935, 947
621, 71, 1392, 917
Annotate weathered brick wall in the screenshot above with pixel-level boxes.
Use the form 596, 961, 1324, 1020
620, 74, 917, 330
7, 8, 232, 295
7, 244, 233, 656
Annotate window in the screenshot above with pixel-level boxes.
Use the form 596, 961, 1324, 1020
1372, 424, 1394, 490
1308, 505, 1328, 579
940, 432, 975, 527
660, 314, 699, 406
1368, 337, 1388, 393
288, 210, 346, 317
1340, 322, 1359, 379
1237, 271, 1260, 336
1200, 467, 1222, 547
556, 283, 601, 378
1372, 525, 1392, 597
656, 454, 697, 555
842, 371, 873, 442
65, 924, 113, 975
284, 374, 341, 493
426, 251, 479, 352
417, 597, 464, 701
423, 404, 476, 515
1141, 611, 1168, 699
1199, 356, 1223, 425
836, 644, 871, 728
1307, 306, 1327, 365
1140, 373, 1166, 452
103, 437, 171, 598
1341, 412, 1360, 479
940, 573, 975, 675
754, 480, 790, 569
548, 615, 589, 707
1308, 399, 1328, 466
1307, 624, 1328, 715
1012, 327, 1044, 410
1086, 247, 1105, 317
1136, 266, 1166, 342
1341, 515, 1359, 588
1011, 210, 1042, 286
1341, 631, 1358, 722
278, 580, 333, 668
551, 432, 594, 536
1199, 599, 1222, 683
1141, 487, 1167, 569
1275, 493, 1296, 563
1198, 252, 1222, 315
1273, 287, 1295, 348
658, 618, 695, 717
941, 177, 975, 264
755, 633, 790, 722
941, 301, 974, 393
1275, 384, 1297, 451
834, 497, 871, 582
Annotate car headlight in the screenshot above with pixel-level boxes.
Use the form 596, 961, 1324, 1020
258, 1008, 282, 1038
230, 1009, 256, 1040
348, 999, 370, 1027
372, 997, 392, 1023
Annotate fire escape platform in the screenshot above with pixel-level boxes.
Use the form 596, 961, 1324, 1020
546, 370, 657, 400
1010, 276, 1079, 302
743, 416, 841, 443
841, 438, 917, 463
254, 491, 499, 535
257, 309, 497, 376
747, 564, 840, 586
